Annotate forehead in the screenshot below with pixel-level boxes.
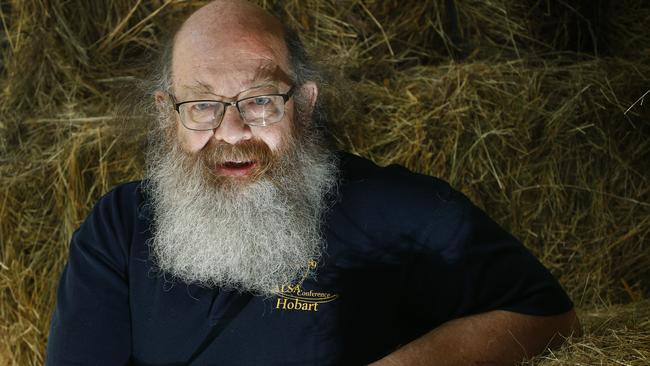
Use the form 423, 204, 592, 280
180, 64, 290, 96
171, 25, 291, 97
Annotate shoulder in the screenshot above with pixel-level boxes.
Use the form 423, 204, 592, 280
93, 180, 146, 209
328, 152, 472, 256
338, 152, 453, 199
87, 180, 147, 225
334, 152, 466, 221
73, 181, 147, 268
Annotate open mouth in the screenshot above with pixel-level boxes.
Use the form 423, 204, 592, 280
216, 160, 257, 177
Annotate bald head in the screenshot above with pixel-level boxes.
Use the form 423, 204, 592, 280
178, 0, 284, 41
171, 0, 291, 97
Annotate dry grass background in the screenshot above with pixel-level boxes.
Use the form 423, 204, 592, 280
0, 0, 648, 364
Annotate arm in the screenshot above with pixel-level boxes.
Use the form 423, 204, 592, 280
46, 189, 133, 365
370, 309, 580, 366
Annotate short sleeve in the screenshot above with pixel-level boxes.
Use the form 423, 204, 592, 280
46, 187, 135, 365
412, 188, 573, 321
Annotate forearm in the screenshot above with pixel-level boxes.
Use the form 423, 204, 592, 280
369, 309, 580, 366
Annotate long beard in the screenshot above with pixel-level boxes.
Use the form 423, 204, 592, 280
144, 113, 337, 295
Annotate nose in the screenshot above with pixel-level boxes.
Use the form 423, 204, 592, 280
212, 105, 253, 145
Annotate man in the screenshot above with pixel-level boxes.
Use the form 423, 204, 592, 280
46, 1, 579, 365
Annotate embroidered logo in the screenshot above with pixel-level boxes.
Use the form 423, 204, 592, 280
275, 260, 338, 312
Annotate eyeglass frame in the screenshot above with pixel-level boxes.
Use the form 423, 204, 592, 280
169, 86, 295, 131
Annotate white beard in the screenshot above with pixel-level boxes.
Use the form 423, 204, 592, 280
143, 117, 337, 296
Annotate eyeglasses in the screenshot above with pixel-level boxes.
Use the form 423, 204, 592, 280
170, 86, 295, 131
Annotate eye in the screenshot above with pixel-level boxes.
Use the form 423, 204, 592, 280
192, 102, 215, 112
253, 97, 271, 105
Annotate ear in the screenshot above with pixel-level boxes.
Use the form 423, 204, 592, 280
299, 81, 319, 114
154, 90, 170, 112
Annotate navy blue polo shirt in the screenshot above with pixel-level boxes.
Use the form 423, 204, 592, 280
46, 152, 573, 365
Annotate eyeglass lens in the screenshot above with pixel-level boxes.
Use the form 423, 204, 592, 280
179, 95, 286, 130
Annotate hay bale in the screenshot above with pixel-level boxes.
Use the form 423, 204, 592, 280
1, 0, 648, 364
526, 300, 650, 365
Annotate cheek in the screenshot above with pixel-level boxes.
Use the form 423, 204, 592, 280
268, 103, 297, 151
254, 121, 293, 152
176, 122, 213, 152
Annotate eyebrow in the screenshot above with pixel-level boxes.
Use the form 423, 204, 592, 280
182, 81, 215, 96
247, 63, 291, 86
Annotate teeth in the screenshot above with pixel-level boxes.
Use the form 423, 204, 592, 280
222, 161, 254, 168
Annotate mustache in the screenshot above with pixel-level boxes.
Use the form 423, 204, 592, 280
194, 139, 280, 183
199, 139, 274, 165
